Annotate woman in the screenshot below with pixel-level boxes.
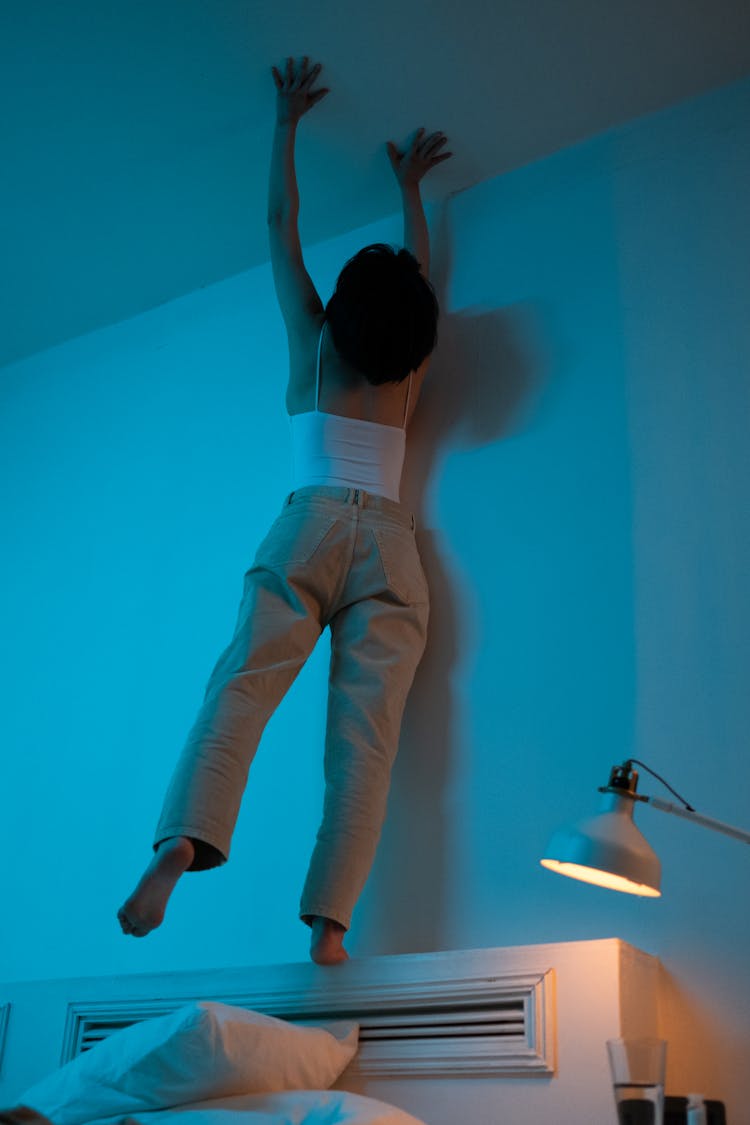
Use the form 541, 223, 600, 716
118, 56, 452, 965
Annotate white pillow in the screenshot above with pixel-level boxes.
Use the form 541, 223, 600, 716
20, 1002, 358, 1125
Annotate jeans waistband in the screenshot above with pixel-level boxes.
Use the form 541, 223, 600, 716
284, 485, 415, 530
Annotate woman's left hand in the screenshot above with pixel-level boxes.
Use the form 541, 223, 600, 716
271, 56, 330, 126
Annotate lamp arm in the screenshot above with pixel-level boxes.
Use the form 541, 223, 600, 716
646, 796, 750, 845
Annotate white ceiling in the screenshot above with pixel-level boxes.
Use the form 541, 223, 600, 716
2, 0, 749, 369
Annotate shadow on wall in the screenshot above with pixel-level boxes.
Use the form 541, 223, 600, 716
360, 199, 552, 954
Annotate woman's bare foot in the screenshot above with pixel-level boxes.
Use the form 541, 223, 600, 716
117, 836, 194, 937
310, 916, 349, 965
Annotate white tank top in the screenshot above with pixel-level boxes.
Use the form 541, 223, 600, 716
289, 321, 411, 503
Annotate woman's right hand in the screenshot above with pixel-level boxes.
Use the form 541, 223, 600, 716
386, 128, 452, 189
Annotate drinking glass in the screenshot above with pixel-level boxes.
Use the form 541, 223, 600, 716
606, 1037, 667, 1125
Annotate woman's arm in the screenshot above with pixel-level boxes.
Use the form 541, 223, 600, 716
400, 182, 430, 276
267, 119, 300, 220
267, 58, 329, 342
387, 128, 452, 277
268, 57, 329, 219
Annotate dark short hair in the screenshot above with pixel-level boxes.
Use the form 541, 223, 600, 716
324, 243, 440, 384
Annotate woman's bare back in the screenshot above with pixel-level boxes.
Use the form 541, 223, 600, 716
285, 314, 429, 427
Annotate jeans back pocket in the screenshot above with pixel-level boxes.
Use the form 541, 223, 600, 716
372, 526, 429, 606
253, 511, 338, 570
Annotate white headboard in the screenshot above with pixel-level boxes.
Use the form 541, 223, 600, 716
0, 938, 660, 1125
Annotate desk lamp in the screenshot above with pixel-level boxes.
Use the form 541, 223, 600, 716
540, 759, 750, 896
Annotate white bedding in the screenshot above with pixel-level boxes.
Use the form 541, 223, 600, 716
79, 1090, 427, 1125
20, 1004, 360, 1125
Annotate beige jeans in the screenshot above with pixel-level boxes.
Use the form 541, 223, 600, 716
154, 485, 430, 930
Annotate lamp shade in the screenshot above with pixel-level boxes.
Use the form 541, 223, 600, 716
540, 791, 661, 896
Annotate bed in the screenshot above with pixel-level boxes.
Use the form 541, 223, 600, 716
13, 1000, 421, 1125
0, 940, 660, 1125
4, 1093, 419, 1125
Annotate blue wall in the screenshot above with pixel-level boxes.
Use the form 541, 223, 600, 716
2, 76, 749, 1117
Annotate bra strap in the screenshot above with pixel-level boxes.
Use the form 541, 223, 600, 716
402, 371, 413, 427
315, 321, 325, 410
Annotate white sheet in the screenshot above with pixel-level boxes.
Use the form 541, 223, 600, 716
79, 1090, 427, 1125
